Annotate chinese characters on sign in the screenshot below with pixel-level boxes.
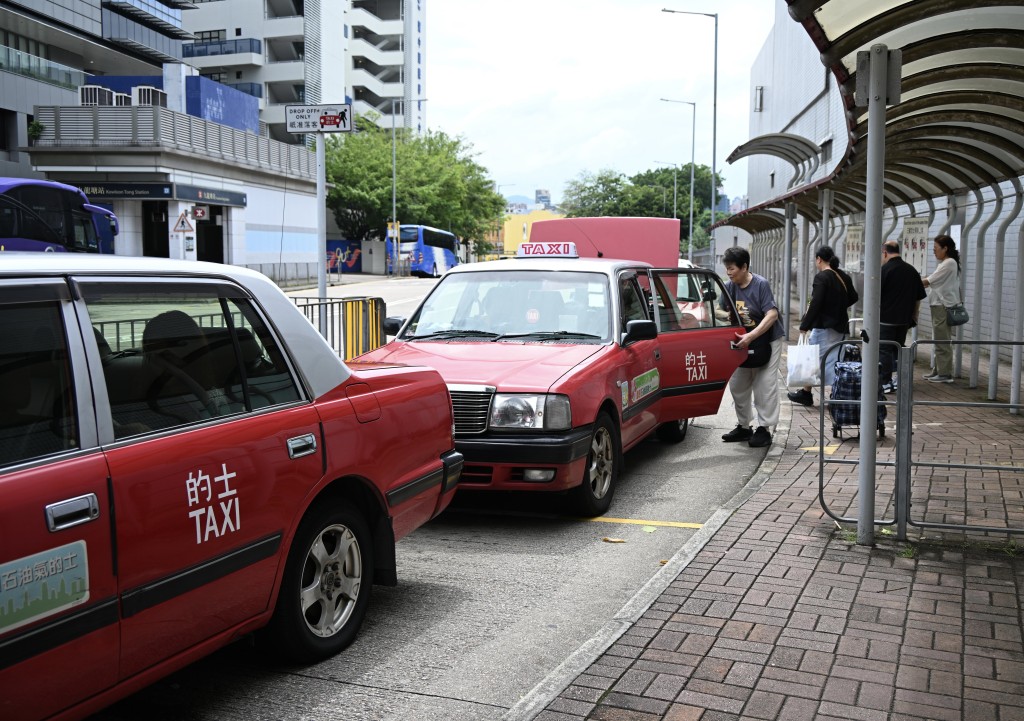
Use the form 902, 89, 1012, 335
186, 463, 241, 544
285, 104, 353, 134
685, 351, 708, 382
0, 541, 89, 634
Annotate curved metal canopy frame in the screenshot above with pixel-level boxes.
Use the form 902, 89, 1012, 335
719, 0, 1024, 230
727, 133, 822, 189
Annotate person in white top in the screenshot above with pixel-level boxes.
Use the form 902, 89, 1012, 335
921, 234, 962, 382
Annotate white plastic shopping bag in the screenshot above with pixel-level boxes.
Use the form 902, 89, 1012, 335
787, 336, 820, 388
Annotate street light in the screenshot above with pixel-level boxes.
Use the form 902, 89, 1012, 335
494, 183, 515, 258
654, 161, 678, 219
659, 98, 696, 261
391, 96, 427, 276
662, 8, 717, 262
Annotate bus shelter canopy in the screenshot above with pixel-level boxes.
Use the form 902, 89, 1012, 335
721, 0, 1024, 228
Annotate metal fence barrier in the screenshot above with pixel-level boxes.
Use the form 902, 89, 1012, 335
817, 338, 1024, 540
291, 296, 385, 360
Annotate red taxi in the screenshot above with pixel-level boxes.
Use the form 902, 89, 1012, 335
355, 240, 746, 516
0, 255, 462, 721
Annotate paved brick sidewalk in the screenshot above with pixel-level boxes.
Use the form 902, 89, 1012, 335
529, 348, 1024, 721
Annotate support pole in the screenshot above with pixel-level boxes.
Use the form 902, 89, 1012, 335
316, 134, 327, 336
856, 44, 899, 546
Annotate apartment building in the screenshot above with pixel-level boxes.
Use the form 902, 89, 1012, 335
0, 0, 180, 177
182, 0, 425, 142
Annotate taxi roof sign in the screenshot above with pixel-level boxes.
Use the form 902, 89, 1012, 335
517, 242, 578, 258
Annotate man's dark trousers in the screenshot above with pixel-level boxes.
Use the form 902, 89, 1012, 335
879, 323, 909, 385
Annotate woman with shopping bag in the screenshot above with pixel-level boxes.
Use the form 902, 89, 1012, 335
787, 246, 857, 407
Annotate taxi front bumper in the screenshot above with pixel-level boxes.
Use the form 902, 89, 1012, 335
455, 425, 594, 466
454, 425, 594, 491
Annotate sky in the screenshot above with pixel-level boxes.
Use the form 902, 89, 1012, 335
424, 1, 780, 207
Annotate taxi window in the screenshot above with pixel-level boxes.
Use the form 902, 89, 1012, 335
81, 283, 301, 439
649, 270, 735, 331
619, 275, 648, 327
0, 300, 78, 467
404, 270, 611, 340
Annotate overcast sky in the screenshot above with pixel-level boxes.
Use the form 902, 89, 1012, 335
424, 1, 781, 206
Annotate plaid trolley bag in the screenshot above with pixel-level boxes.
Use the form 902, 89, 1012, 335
829, 345, 886, 439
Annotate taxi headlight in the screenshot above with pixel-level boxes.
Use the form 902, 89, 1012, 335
490, 394, 571, 430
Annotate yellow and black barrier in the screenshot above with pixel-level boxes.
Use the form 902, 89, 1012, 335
292, 296, 387, 360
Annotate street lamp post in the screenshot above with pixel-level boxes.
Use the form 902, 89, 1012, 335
662, 8, 717, 263
390, 96, 426, 276
659, 98, 697, 261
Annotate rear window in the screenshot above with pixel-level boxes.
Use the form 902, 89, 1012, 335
81, 282, 302, 439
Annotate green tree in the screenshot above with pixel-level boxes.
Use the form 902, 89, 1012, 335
562, 165, 723, 255
325, 115, 504, 254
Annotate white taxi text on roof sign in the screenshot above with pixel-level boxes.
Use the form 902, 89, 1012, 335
517, 242, 578, 258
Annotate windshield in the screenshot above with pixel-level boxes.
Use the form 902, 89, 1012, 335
402, 270, 612, 342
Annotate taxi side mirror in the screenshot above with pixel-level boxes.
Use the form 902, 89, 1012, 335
384, 317, 405, 335
622, 319, 657, 344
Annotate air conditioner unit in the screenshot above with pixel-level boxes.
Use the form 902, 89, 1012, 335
132, 85, 168, 107
79, 85, 113, 106
113, 92, 131, 106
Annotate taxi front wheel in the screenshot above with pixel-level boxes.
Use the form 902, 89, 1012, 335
570, 412, 619, 517
264, 504, 374, 664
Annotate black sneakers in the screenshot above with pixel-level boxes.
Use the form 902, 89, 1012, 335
722, 425, 753, 442
787, 389, 813, 406
748, 426, 772, 448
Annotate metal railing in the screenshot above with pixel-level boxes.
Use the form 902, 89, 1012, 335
291, 297, 385, 360
31, 106, 315, 180
817, 338, 1024, 540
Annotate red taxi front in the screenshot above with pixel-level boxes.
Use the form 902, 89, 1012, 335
0, 256, 461, 721
355, 241, 745, 516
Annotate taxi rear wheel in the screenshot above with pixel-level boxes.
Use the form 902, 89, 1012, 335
570, 412, 619, 517
264, 504, 374, 664
656, 418, 689, 443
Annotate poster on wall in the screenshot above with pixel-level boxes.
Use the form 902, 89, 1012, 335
845, 225, 864, 272
900, 218, 930, 273
326, 239, 363, 274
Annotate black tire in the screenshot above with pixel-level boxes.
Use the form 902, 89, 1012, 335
656, 418, 689, 443
569, 412, 619, 517
264, 504, 374, 664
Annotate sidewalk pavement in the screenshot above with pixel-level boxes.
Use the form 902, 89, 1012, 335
522, 340, 1024, 721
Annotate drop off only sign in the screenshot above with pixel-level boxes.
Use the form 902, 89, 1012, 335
286, 104, 352, 134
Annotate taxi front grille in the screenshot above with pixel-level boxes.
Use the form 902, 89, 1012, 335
449, 386, 493, 435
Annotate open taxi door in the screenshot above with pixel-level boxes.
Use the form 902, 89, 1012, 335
639, 268, 746, 421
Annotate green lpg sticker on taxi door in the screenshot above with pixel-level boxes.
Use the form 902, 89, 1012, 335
630, 369, 660, 404
0, 541, 88, 634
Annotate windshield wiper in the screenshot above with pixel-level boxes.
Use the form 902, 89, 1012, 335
493, 331, 603, 341
405, 329, 500, 340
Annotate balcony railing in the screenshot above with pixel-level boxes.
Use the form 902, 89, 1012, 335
31, 105, 314, 179
226, 82, 263, 98
183, 38, 262, 58
0, 45, 85, 90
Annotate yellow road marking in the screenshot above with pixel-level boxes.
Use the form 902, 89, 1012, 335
800, 444, 842, 455
582, 516, 703, 529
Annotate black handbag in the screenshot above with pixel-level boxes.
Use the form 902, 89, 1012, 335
946, 303, 969, 327
740, 332, 772, 368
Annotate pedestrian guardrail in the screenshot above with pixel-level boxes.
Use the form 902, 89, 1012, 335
291, 296, 385, 360
816, 338, 1024, 540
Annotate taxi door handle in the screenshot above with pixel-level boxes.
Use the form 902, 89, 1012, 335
654, 349, 661, 361
46, 493, 100, 532
287, 433, 318, 459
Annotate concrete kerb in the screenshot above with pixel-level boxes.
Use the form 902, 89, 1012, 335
502, 371, 794, 721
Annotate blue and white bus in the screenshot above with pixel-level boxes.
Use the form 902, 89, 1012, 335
0, 178, 118, 253
388, 224, 460, 277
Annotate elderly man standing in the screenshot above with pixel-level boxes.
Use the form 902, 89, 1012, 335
879, 240, 926, 393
